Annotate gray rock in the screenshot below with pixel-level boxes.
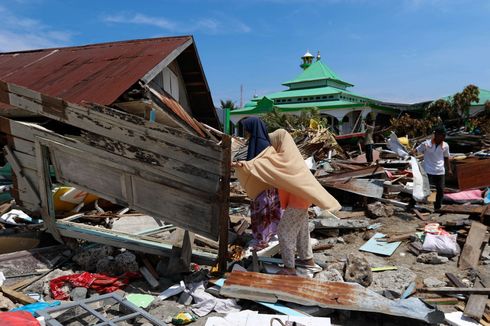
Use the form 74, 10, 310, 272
115, 251, 139, 273
344, 253, 373, 287
367, 202, 394, 219
70, 287, 88, 301
96, 251, 139, 276
73, 245, 115, 271
416, 252, 449, 264
326, 261, 346, 272
336, 237, 345, 244
369, 267, 416, 296
96, 256, 117, 275
423, 277, 446, 288
314, 269, 344, 282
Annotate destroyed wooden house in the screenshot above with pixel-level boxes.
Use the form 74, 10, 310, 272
0, 36, 230, 268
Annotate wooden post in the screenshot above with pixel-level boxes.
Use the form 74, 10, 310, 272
217, 135, 231, 273
35, 141, 64, 243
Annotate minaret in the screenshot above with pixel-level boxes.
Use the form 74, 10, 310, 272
316, 50, 321, 61
300, 50, 314, 70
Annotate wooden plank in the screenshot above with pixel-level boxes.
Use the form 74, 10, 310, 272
9, 150, 37, 171
55, 220, 216, 265
217, 135, 231, 272
458, 221, 487, 270
446, 273, 467, 288
0, 116, 38, 141
35, 142, 63, 243
39, 137, 220, 240
0, 286, 36, 304
464, 279, 487, 320
0, 82, 222, 159
16, 120, 221, 195
419, 288, 490, 295
413, 209, 429, 221
440, 205, 490, 217
9, 137, 35, 156
81, 131, 220, 184
141, 38, 193, 83
4, 147, 41, 207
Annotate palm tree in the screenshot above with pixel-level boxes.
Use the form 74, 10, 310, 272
220, 99, 236, 110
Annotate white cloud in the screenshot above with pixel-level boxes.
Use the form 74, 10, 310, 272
0, 6, 72, 51
102, 12, 251, 35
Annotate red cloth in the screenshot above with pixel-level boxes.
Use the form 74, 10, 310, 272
0, 311, 40, 326
50, 272, 140, 300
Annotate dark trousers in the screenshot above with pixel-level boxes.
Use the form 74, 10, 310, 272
365, 144, 374, 163
428, 174, 445, 210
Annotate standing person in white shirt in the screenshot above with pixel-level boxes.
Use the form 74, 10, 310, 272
414, 126, 452, 211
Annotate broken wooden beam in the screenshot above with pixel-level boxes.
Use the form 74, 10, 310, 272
220, 272, 444, 323
0, 286, 36, 304
458, 221, 488, 270
464, 278, 488, 321
55, 220, 216, 265
419, 287, 490, 295
440, 205, 490, 217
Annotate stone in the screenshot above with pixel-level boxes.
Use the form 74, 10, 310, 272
326, 261, 346, 272
367, 202, 394, 219
369, 267, 416, 297
314, 269, 344, 282
344, 253, 373, 287
336, 237, 345, 244
416, 252, 449, 264
73, 245, 115, 271
423, 277, 446, 288
70, 287, 88, 301
96, 251, 139, 276
343, 233, 357, 244
115, 251, 139, 273
96, 256, 117, 275
0, 292, 16, 311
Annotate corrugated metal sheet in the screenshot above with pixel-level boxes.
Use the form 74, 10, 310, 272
0, 36, 191, 105
220, 272, 444, 324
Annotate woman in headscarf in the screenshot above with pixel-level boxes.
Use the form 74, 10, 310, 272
232, 117, 282, 250
235, 126, 341, 275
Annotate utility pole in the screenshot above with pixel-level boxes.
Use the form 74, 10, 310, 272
240, 84, 243, 108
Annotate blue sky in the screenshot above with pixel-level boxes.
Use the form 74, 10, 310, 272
1, 0, 489, 106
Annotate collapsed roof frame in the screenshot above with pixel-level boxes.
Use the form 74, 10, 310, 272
0, 80, 230, 271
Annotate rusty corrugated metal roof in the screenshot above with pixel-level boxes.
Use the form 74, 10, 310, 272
220, 272, 444, 323
0, 36, 191, 105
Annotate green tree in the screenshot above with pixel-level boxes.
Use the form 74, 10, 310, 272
262, 107, 328, 132
220, 99, 236, 110
426, 84, 479, 124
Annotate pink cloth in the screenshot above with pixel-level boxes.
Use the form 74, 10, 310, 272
445, 189, 483, 202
